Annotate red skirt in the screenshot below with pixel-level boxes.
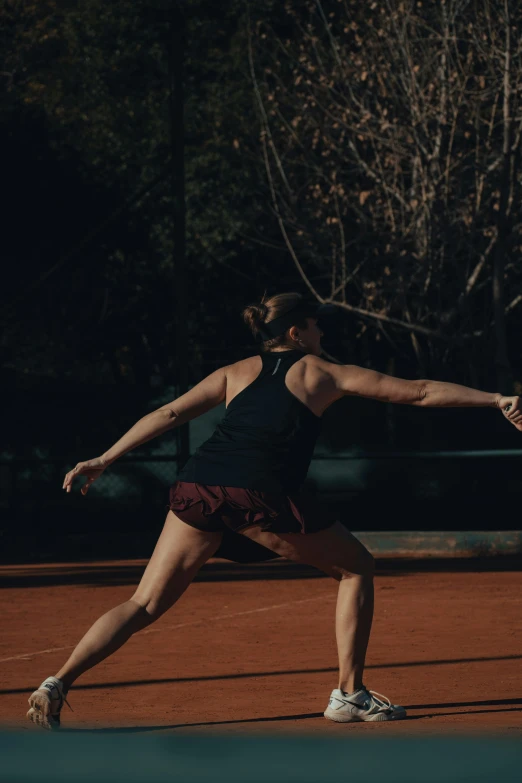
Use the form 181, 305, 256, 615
167, 481, 335, 536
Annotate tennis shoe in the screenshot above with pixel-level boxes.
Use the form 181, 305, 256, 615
324, 686, 406, 722
26, 676, 70, 730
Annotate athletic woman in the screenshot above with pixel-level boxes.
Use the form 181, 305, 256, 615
27, 291, 521, 729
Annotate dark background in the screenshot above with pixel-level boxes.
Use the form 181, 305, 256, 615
2, 1, 521, 561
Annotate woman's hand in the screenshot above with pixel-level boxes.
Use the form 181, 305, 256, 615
63, 456, 108, 495
497, 395, 522, 431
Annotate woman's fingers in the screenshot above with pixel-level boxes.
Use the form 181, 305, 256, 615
506, 412, 522, 431
505, 405, 522, 429
63, 465, 79, 492
500, 397, 522, 428
63, 459, 105, 494
81, 476, 95, 496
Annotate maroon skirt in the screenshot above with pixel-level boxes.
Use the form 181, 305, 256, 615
167, 481, 335, 536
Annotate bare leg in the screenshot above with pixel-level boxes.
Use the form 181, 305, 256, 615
335, 571, 374, 693
240, 522, 374, 694
54, 512, 222, 691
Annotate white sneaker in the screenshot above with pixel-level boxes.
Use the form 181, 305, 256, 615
324, 686, 406, 723
27, 676, 69, 730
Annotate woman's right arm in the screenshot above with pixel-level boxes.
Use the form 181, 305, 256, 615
325, 362, 522, 429
330, 364, 500, 407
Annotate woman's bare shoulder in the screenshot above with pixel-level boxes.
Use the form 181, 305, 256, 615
224, 354, 262, 384
226, 354, 262, 372
302, 354, 340, 374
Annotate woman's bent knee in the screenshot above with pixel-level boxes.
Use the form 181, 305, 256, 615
240, 526, 303, 562
332, 548, 374, 581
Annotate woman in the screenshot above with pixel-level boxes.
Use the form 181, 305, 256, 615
27, 291, 521, 729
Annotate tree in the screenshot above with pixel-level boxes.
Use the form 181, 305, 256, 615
248, 0, 522, 387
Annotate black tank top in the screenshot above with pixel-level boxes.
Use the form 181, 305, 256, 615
177, 350, 322, 494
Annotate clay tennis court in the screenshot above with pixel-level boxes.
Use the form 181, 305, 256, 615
1, 558, 521, 733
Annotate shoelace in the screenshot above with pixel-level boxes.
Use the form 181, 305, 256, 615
43, 684, 73, 714
366, 689, 392, 713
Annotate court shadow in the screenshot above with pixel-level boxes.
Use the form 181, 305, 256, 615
405, 696, 522, 710
61, 701, 522, 733
375, 554, 522, 574
4, 656, 521, 697
4, 553, 522, 589
0, 559, 328, 589
62, 712, 326, 733
408, 707, 522, 720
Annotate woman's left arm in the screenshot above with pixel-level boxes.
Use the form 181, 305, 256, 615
63, 366, 228, 495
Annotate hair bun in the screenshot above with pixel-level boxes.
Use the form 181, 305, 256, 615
241, 291, 304, 346
242, 302, 269, 333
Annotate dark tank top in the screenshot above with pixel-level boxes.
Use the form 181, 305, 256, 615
177, 350, 322, 494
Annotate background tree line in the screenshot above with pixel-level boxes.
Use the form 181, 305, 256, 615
2, 0, 522, 458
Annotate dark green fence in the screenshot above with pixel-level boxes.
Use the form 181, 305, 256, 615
1, 448, 521, 562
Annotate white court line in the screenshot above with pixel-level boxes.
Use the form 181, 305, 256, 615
0, 592, 333, 664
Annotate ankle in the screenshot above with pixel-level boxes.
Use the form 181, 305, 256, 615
339, 681, 364, 695
54, 674, 71, 694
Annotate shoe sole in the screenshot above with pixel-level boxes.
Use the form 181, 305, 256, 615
324, 707, 407, 723
26, 691, 59, 730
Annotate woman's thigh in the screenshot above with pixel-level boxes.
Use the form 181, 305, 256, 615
240, 521, 373, 580
132, 510, 222, 617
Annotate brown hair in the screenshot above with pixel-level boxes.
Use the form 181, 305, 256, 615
242, 291, 309, 351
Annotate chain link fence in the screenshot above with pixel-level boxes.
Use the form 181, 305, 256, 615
3, 448, 522, 527
0, 456, 178, 517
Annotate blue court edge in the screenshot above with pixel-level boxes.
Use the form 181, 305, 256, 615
0, 732, 520, 783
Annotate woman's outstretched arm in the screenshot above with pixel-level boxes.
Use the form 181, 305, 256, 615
63, 366, 228, 494
100, 365, 229, 465
325, 363, 522, 430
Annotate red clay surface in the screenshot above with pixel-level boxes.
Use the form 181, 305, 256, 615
1, 558, 521, 734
